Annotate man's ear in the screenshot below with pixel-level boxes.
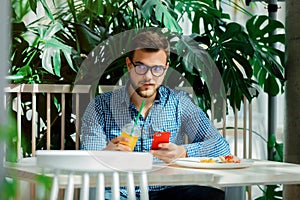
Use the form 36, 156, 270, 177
166, 61, 170, 69
126, 57, 132, 70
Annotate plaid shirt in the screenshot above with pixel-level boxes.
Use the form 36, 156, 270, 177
80, 85, 230, 195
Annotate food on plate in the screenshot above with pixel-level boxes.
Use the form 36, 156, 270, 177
219, 155, 241, 163
199, 155, 241, 164
199, 158, 216, 163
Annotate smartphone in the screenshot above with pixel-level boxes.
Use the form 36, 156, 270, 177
151, 132, 170, 150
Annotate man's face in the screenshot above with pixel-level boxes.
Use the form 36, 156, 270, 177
126, 49, 169, 98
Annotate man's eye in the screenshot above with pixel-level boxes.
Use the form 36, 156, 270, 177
153, 66, 164, 72
137, 65, 147, 70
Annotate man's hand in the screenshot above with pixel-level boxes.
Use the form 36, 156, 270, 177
150, 143, 187, 163
103, 136, 131, 151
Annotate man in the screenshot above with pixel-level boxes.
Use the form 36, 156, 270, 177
81, 30, 230, 199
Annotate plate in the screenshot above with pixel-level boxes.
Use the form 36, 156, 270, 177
174, 157, 253, 169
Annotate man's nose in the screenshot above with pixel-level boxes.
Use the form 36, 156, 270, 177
143, 68, 153, 79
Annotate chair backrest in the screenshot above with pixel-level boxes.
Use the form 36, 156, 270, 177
4, 84, 255, 160
49, 170, 149, 200
36, 150, 152, 200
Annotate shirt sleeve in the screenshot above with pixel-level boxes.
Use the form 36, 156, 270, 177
80, 97, 108, 150
179, 94, 231, 157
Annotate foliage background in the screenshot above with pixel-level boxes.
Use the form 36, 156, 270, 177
11, 0, 285, 105
9, 0, 286, 155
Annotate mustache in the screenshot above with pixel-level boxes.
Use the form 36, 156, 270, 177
139, 80, 154, 85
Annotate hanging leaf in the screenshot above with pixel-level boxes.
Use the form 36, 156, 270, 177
40, 0, 54, 21
28, 0, 38, 13
246, 15, 285, 96
39, 23, 74, 76
264, 75, 280, 96
142, 0, 182, 33
73, 22, 101, 53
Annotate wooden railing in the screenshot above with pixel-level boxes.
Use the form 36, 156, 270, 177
4, 84, 91, 158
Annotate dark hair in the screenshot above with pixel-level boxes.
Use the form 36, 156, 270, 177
129, 31, 170, 62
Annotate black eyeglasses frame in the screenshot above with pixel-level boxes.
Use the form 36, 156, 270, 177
129, 58, 167, 77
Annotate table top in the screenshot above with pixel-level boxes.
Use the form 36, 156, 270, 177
163, 159, 300, 187
5, 158, 300, 187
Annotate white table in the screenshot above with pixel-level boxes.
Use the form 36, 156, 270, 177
5, 158, 300, 199
158, 160, 300, 187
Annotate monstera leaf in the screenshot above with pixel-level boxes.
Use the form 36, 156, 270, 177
38, 23, 74, 76
141, 0, 182, 33
28, 0, 53, 20
209, 21, 256, 109
246, 15, 285, 96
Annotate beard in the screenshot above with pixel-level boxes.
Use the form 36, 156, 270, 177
135, 87, 156, 98
130, 79, 157, 98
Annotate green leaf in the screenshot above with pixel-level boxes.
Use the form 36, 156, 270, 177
40, 0, 54, 21
16, 65, 32, 77
219, 23, 242, 42
274, 143, 283, 162
192, 13, 201, 34
73, 23, 101, 53
41, 38, 73, 75
268, 134, 276, 149
246, 15, 285, 95
264, 75, 280, 96
53, 49, 61, 76
257, 66, 267, 87
36, 174, 53, 194
176, 36, 215, 85
43, 23, 64, 40
224, 47, 252, 78
53, 96, 61, 112
142, 0, 182, 33
29, 0, 37, 13
38, 23, 74, 75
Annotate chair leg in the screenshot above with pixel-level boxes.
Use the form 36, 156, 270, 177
50, 174, 59, 200
80, 173, 89, 200
64, 173, 74, 200
139, 171, 149, 200
111, 172, 120, 200
96, 173, 105, 200
127, 172, 136, 200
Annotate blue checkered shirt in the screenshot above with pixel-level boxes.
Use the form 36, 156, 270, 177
80, 85, 230, 195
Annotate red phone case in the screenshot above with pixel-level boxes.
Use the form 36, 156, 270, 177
151, 132, 170, 150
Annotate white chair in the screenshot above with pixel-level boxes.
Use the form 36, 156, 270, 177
36, 150, 152, 200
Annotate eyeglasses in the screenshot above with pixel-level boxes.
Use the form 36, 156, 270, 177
129, 59, 167, 77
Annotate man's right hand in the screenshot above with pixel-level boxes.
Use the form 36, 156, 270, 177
103, 136, 132, 151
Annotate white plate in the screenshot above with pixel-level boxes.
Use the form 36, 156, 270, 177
174, 157, 253, 169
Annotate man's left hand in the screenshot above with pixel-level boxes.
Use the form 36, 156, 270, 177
150, 143, 187, 163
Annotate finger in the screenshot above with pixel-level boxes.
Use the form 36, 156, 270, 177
110, 137, 121, 144
115, 143, 131, 151
158, 142, 174, 149
111, 136, 129, 144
